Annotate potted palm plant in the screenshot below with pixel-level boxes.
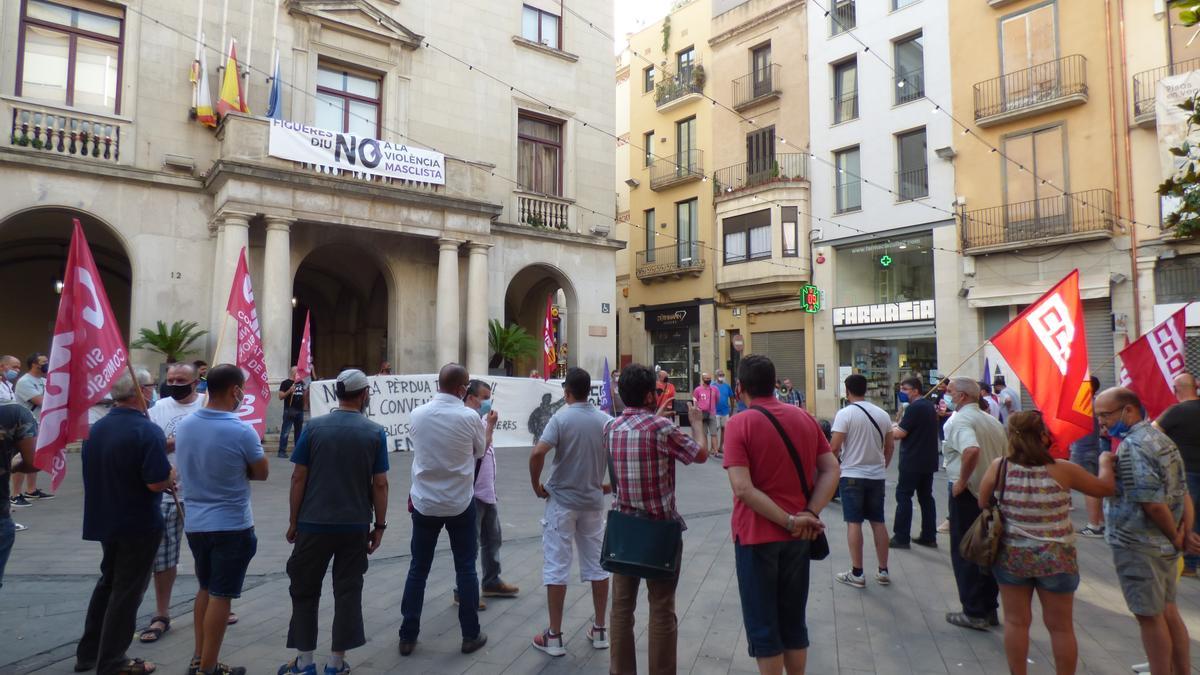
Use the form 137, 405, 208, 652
132, 320, 208, 363
488, 319, 540, 376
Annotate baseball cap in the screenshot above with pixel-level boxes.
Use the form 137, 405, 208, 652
336, 368, 369, 394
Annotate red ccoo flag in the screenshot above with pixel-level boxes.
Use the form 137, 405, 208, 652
989, 270, 1093, 458
295, 310, 313, 382
1119, 305, 1190, 419
542, 294, 556, 380
34, 219, 130, 489
225, 248, 270, 436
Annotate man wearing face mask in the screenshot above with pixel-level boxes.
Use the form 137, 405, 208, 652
713, 371, 734, 456
13, 353, 53, 505
138, 363, 206, 645
399, 363, 488, 657
1096, 387, 1190, 675
0, 355, 20, 403
454, 379, 517, 610
940, 377, 1005, 631
278, 369, 389, 675
175, 364, 270, 675
278, 366, 308, 459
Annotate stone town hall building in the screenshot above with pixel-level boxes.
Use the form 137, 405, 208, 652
0, 0, 619, 412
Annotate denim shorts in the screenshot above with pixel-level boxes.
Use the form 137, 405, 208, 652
734, 539, 812, 657
187, 527, 257, 598
839, 477, 886, 524
991, 565, 1080, 593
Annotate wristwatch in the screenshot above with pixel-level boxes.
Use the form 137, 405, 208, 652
373, 522, 387, 530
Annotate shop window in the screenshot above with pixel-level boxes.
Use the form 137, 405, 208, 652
522, 4, 561, 50
518, 111, 563, 196
316, 63, 382, 137
834, 233, 933, 304
18, 0, 124, 114
643, 65, 655, 93
835, 146, 861, 212
1156, 254, 1200, 303
723, 209, 771, 264
839, 338, 938, 412
782, 206, 798, 257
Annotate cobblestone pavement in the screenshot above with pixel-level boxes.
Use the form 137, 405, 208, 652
3, 445, 1199, 674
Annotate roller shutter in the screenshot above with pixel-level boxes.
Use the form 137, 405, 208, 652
751, 330, 806, 400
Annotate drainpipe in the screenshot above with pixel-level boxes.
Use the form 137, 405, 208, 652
1116, 0, 1141, 332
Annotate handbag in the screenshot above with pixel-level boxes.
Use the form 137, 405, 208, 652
600, 447, 683, 579
959, 458, 1009, 568
750, 405, 830, 560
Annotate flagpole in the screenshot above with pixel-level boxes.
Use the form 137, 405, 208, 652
219, 0, 230, 74
269, 0, 279, 75
921, 340, 991, 399
211, 309, 232, 366
192, 0, 204, 110
243, 0, 255, 102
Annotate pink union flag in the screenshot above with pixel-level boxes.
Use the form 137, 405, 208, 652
225, 248, 270, 436
1119, 305, 1189, 419
295, 310, 313, 381
35, 219, 130, 489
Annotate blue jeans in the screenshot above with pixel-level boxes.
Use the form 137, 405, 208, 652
280, 409, 304, 454
893, 471, 936, 544
399, 501, 480, 641
1187, 472, 1200, 571
0, 516, 14, 588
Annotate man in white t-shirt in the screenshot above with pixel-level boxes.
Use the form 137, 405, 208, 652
138, 363, 206, 644
831, 374, 894, 589
12, 353, 51, 504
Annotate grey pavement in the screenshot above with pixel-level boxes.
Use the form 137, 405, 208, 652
2, 443, 1199, 674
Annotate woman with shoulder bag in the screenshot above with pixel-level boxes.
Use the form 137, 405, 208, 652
977, 411, 1115, 675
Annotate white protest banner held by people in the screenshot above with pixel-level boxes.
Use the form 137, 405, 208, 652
310, 374, 605, 452
267, 119, 446, 185
35, 219, 130, 490
224, 248, 270, 436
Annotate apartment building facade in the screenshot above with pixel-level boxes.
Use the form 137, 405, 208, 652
707, 0, 814, 400
807, 0, 959, 417
623, 0, 717, 397
0, 0, 619, 420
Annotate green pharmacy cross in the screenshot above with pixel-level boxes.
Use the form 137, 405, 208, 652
880, 254, 893, 267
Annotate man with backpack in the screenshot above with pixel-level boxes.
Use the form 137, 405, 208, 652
831, 374, 894, 589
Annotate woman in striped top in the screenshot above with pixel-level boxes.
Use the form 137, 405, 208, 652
977, 411, 1115, 675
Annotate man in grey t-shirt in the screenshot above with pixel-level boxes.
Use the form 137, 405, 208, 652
528, 367, 612, 657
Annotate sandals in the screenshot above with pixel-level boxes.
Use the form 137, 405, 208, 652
138, 616, 170, 643
115, 658, 156, 674
227, 611, 239, 625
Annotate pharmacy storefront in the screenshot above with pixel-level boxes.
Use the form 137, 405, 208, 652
830, 233, 939, 412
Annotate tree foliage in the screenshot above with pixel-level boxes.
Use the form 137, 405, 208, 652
1157, 3, 1200, 238
131, 320, 208, 363
488, 320, 540, 374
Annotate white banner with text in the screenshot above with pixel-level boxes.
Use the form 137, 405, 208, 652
310, 375, 605, 451
267, 119, 446, 185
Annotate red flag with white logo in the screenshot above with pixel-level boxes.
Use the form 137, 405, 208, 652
225, 248, 270, 436
34, 219, 130, 489
1118, 305, 1189, 419
295, 310, 313, 381
989, 270, 1093, 458
542, 294, 556, 380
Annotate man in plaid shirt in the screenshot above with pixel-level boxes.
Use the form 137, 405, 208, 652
607, 363, 708, 674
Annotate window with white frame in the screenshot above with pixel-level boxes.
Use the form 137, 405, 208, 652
723, 209, 772, 264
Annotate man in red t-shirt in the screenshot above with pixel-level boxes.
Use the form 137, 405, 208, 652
654, 369, 677, 421
723, 355, 840, 673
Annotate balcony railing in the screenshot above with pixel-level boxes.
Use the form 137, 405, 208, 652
835, 180, 861, 213
713, 153, 807, 197
894, 68, 925, 105
516, 192, 570, 230
833, 90, 858, 124
830, 1, 855, 35
733, 64, 782, 110
655, 67, 704, 109
961, 188, 1115, 251
896, 167, 928, 201
973, 54, 1088, 126
650, 150, 704, 190
636, 240, 706, 281
8, 103, 123, 163
1132, 57, 1200, 125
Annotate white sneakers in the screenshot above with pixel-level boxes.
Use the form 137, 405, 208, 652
835, 569, 890, 588
533, 624, 610, 657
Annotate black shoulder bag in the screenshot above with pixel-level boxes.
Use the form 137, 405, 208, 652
851, 403, 885, 448
751, 405, 830, 560
599, 435, 684, 579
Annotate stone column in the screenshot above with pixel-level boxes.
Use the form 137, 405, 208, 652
262, 216, 295, 382
435, 238, 462, 367
465, 242, 492, 375
213, 211, 252, 363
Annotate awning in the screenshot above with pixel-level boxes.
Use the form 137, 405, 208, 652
967, 274, 1110, 308
834, 321, 937, 340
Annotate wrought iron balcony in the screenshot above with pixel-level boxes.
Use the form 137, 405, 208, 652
636, 240, 706, 281
896, 167, 928, 202
830, 1, 855, 35
733, 64, 782, 111
894, 68, 924, 105
7, 102, 123, 164
649, 150, 704, 191
973, 54, 1088, 126
1132, 57, 1200, 127
961, 188, 1115, 253
655, 67, 704, 110
833, 90, 858, 124
713, 153, 807, 198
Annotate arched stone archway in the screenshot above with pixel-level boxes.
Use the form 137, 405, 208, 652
503, 264, 578, 377
292, 243, 392, 375
0, 207, 132, 358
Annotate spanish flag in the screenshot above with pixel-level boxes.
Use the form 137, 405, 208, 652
194, 37, 217, 128
216, 39, 249, 117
